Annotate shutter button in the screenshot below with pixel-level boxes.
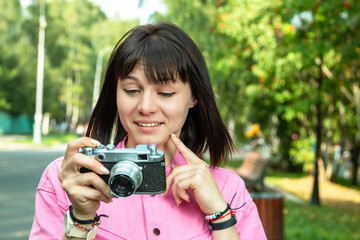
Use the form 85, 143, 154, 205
153, 228, 160, 236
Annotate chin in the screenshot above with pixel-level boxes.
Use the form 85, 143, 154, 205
133, 136, 168, 147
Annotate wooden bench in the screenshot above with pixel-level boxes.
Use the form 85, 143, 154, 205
234, 151, 270, 191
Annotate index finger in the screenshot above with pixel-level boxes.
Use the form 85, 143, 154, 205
170, 134, 201, 164
64, 137, 101, 163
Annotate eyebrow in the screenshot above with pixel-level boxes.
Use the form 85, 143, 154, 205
121, 75, 139, 82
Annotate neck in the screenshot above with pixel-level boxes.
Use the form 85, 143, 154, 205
161, 141, 177, 167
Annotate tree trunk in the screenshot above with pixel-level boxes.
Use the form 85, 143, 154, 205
330, 94, 346, 182
351, 143, 360, 186
351, 82, 360, 186
65, 76, 73, 132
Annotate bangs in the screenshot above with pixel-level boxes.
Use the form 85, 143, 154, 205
114, 31, 189, 85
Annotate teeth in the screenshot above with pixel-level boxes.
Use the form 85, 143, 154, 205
138, 123, 160, 127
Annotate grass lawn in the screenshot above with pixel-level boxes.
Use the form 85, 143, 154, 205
18, 133, 78, 145
265, 171, 360, 240
224, 159, 359, 239
283, 200, 359, 240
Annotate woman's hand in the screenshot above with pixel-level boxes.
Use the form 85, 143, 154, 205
165, 134, 227, 215
58, 137, 113, 220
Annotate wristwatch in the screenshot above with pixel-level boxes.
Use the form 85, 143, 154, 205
63, 210, 98, 240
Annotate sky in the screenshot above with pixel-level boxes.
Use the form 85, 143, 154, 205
89, 0, 166, 24
21, 0, 167, 24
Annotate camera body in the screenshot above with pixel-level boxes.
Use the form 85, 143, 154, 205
80, 144, 166, 197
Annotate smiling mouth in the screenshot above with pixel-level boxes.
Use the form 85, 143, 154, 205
136, 123, 161, 127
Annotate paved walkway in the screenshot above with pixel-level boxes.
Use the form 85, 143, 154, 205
0, 144, 65, 240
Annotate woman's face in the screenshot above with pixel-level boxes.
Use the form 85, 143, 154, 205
117, 63, 197, 150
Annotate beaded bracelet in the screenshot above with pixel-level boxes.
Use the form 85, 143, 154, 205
205, 204, 231, 221
210, 210, 235, 221
73, 221, 97, 231
205, 194, 246, 231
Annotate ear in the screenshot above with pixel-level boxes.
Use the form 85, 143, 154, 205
189, 97, 198, 108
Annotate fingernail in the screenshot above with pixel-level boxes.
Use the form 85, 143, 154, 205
100, 166, 110, 175
171, 133, 176, 138
90, 139, 101, 146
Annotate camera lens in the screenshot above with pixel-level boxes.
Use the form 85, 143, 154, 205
109, 161, 143, 197
112, 176, 133, 194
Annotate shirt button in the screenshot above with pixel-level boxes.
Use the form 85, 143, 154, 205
153, 228, 160, 236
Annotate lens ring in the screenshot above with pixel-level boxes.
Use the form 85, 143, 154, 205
109, 175, 135, 197
109, 161, 142, 197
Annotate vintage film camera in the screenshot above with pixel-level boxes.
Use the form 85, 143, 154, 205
80, 144, 166, 197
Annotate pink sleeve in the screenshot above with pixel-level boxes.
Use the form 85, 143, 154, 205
213, 168, 267, 240
236, 195, 267, 239
29, 158, 70, 240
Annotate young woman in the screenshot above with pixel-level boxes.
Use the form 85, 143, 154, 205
30, 22, 266, 240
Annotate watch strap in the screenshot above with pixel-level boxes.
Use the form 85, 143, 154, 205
86, 226, 98, 240
209, 214, 237, 231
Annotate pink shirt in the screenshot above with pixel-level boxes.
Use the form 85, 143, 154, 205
30, 139, 266, 239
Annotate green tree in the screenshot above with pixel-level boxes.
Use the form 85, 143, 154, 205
159, 0, 359, 177
217, 0, 359, 174
0, 0, 139, 133
21, 0, 138, 128
157, 0, 252, 144
0, 0, 37, 116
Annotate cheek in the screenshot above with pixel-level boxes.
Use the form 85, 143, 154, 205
116, 95, 123, 116
117, 95, 134, 123
163, 102, 190, 126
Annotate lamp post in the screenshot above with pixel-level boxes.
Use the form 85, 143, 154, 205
33, 0, 46, 144
92, 46, 113, 109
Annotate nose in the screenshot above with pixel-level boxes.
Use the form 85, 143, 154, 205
137, 91, 158, 115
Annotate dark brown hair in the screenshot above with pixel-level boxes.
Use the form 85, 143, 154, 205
86, 22, 234, 167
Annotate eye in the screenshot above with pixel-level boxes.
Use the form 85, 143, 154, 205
124, 89, 140, 95
159, 92, 176, 98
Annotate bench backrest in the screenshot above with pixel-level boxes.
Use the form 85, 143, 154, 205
237, 152, 269, 180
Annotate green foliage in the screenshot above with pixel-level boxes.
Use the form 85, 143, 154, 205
155, 0, 360, 172
290, 138, 315, 172
0, 0, 138, 124
0, 0, 36, 115
1, 0, 359, 175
